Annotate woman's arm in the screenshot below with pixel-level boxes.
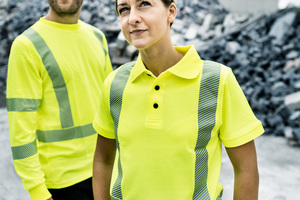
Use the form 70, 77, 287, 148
225, 140, 259, 200
93, 134, 116, 200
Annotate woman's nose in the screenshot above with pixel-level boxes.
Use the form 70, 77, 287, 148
128, 9, 141, 25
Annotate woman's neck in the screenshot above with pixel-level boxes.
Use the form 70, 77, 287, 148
140, 42, 183, 77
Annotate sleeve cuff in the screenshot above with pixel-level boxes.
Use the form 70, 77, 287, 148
29, 183, 52, 200
93, 121, 115, 139
222, 123, 265, 148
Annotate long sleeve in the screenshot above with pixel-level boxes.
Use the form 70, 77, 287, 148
6, 37, 51, 200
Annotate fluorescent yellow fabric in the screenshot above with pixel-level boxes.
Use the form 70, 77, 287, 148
93, 45, 264, 199
7, 17, 112, 199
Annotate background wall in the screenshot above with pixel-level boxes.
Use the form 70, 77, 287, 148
219, 0, 279, 14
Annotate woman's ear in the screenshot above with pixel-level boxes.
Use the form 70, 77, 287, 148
168, 3, 177, 24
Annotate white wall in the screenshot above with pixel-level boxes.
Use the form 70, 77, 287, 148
218, 0, 279, 14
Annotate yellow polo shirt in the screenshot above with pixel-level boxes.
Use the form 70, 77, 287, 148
93, 45, 264, 200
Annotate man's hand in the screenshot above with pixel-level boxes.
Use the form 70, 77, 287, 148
47, 198, 53, 200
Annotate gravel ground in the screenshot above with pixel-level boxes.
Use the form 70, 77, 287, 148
0, 107, 300, 199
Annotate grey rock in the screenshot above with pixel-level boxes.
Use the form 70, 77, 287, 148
271, 81, 287, 96
284, 91, 300, 111
284, 126, 294, 139
116, 32, 127, 49
268, 12, 297, 43
184, 25, 198, 40
125, 45, 138, 59
294, 128, 300, 141
225, 41, 241, 55
80, 9, 92, 23
266, 114, 283, 128
286, 50, 299, 60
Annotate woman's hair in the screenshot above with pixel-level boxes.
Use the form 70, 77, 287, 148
115, 0, 175, 16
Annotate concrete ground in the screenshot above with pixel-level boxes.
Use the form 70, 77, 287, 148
0, 107, 300, 199
220, 134, 300, 200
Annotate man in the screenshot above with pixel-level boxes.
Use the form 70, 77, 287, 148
6, 0, 112, 199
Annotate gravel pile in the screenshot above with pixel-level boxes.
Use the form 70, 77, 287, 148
0, 0, 299, 145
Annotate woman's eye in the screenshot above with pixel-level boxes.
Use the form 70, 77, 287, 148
140, 1, 151, 7
119, 7, 129, 14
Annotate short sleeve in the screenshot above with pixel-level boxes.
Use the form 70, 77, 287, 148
219, 68, 264, 147
93, 76, 115, 139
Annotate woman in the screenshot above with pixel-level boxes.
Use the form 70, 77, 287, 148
93, 0, 264, 199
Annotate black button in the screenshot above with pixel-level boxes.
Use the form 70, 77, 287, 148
155, 85, 160, 90
153, 103, 159, 109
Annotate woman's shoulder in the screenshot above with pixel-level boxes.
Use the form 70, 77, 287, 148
105, 61, 137, 83
202, 60, 232, 75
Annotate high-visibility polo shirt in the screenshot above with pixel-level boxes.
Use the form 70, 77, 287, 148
93, 45, 264, 200
6, 17, 112, 200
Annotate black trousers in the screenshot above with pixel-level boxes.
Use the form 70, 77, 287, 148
49, 177, 93, 200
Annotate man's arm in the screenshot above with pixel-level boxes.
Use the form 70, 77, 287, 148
7, 38, 52, 200
225, 140, 259, 200
93, 134, 116, 200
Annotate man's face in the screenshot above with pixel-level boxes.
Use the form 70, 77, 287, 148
48, 0, 83, 16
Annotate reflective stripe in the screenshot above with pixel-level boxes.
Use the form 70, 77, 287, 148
88, 25, 108, 70
36, 123, 96, 143
23, 28, 74, 128
216, 190, 223, 200
110, 62, 135, 200
11, 139, 37, 160
111, 196, 121, 200
92, 29, 107, 57
193, 60, 221, 200
7, 98, 41, 112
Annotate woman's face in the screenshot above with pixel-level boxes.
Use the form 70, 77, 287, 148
116, 0, 176, 50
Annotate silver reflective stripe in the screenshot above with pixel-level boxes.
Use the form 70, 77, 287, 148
23, 28, 74, 128
110, 61, 135, 200
193, 60, 221, 200
216, 190, 223, 200
88, 25, 108, 70
11, 139, 37, 160
7, 98, 41, 112
92, 29, 107, 57
36, 123, 96, 143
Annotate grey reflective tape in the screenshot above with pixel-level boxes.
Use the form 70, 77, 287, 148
7, 98, 41, 112
11, 139, 37, 160
23, 28, 74, 128
36, 123, 96, 143
193, 60, 221, 200
93, 30, 107, 57
216, 190, 223, 200
111, 196, 120, 200
92, 28, 108, 71
110, 61, 135, 200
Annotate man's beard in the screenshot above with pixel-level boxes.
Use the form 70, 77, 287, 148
48, 0, 83, 17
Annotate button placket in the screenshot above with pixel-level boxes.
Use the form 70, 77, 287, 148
153, 84, 161, 109
147, 81, 162, 125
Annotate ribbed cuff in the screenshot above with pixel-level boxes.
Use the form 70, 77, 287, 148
29, 183, 52, 200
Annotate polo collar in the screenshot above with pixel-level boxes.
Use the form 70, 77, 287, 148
169, 46, 202, 79
130, 45, 203, 82
130, 54, 148, 83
